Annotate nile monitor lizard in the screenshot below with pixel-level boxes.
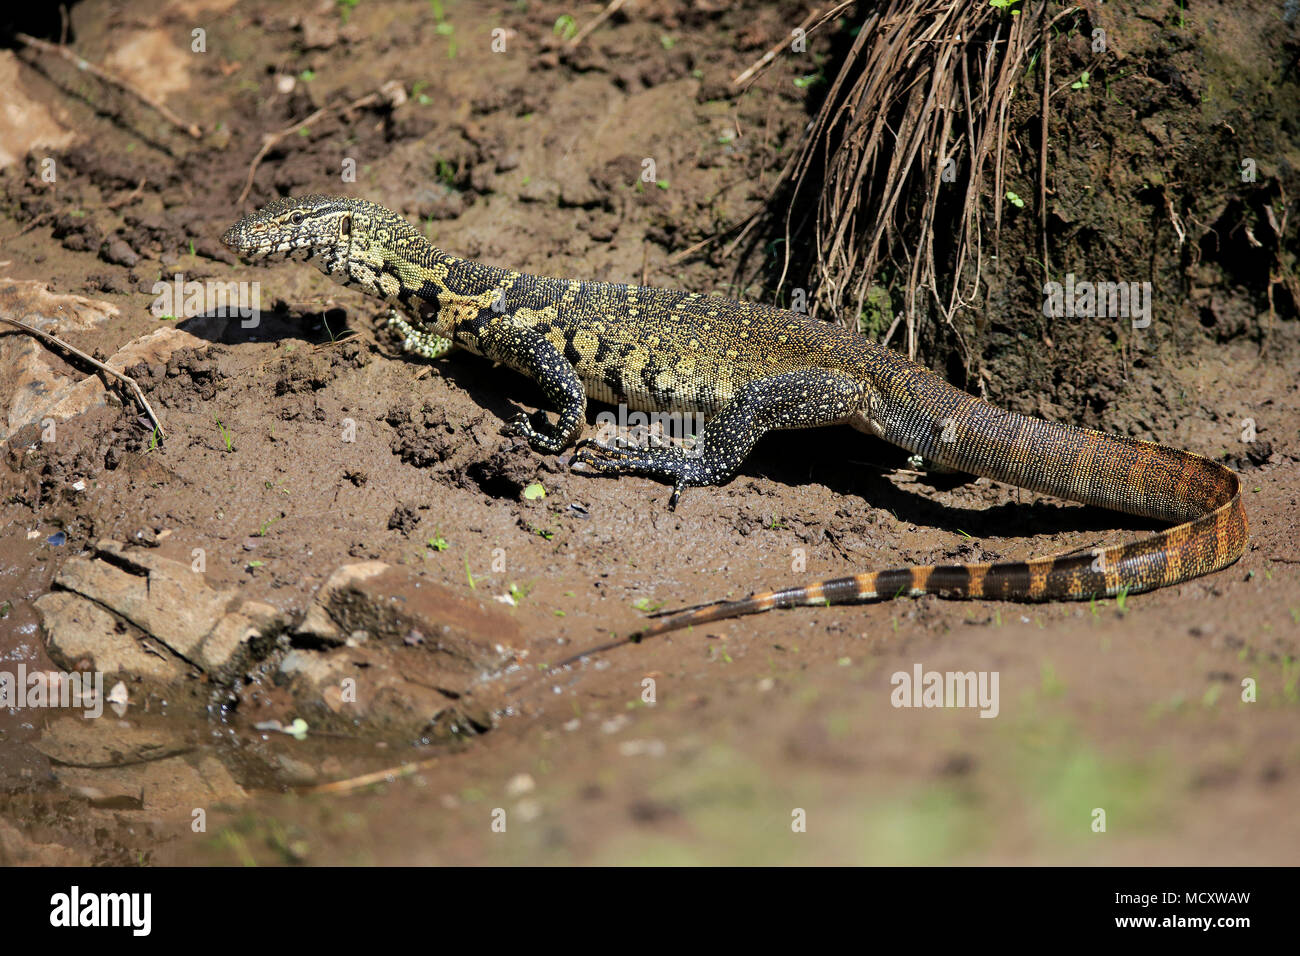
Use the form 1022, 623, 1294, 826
222, 195, 1247, 641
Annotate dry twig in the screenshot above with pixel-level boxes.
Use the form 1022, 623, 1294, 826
731, 3, 854, 88
236, 86, 400, 206
567, 0, 629, 49
0, 314, 166, 438
302, 756, 440, 795
14, 32, 201, 139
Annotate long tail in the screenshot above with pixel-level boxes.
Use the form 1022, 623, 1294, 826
629, 362, 1248, 642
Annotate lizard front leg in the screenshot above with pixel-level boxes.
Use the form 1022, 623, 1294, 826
572, 367, 865, 507
476, 319, 587, 454
387, 310, 454, 359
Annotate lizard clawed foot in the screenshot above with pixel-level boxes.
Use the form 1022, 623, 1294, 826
569, 440, 692, 509
568, 437, 635, 475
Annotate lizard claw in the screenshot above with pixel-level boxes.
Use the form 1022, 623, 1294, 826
569, 438, 633, 475
504, 411, 571, 455
504, 410, 546, 440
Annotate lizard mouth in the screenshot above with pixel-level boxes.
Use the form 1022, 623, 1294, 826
220, 224, 253, 256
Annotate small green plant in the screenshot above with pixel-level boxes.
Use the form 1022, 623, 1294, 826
1115, 585, 1130, 613
553, 14, 576, 40
660, 35, 676, 50
989, 0, 1021, 13
428, 534, 448, 552
1070, 71, 1090, 91
215, 416, 234, 452
337, 0, 359, 23
633, 597, 666, 613
299, 69, 316, 82
464, 556, 476, 589
1005, 190, 1025, 208
522, 482, 546, 500
509, 582, 530, 604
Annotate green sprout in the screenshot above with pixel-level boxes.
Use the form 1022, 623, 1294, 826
553, 15, 576, 40
214, 416, 234, 452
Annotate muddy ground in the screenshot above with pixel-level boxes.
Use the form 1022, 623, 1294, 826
0, 0, 1297, 865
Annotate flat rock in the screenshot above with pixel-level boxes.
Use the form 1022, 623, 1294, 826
0, 279, 204, 438
43, 540, 283, 682
36, 591, 187, 683
285, 562, 516, 734
297, 561, 519, 672
54, 541, 232, 662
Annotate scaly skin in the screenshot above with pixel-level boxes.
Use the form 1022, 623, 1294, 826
222, 195, 1248, 641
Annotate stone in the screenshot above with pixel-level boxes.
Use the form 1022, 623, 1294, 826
54, 541, 231, 661
36, 591, 187, 682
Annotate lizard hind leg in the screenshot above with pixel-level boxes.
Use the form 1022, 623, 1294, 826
570, 366, 865, 507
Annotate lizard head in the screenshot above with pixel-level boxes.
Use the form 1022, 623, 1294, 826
222, 195, 356, 272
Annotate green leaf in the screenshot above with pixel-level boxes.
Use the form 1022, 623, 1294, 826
553, 14, 576, 39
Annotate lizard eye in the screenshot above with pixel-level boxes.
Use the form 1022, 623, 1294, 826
290, 211, 305, 226
339, 215, 351, 237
